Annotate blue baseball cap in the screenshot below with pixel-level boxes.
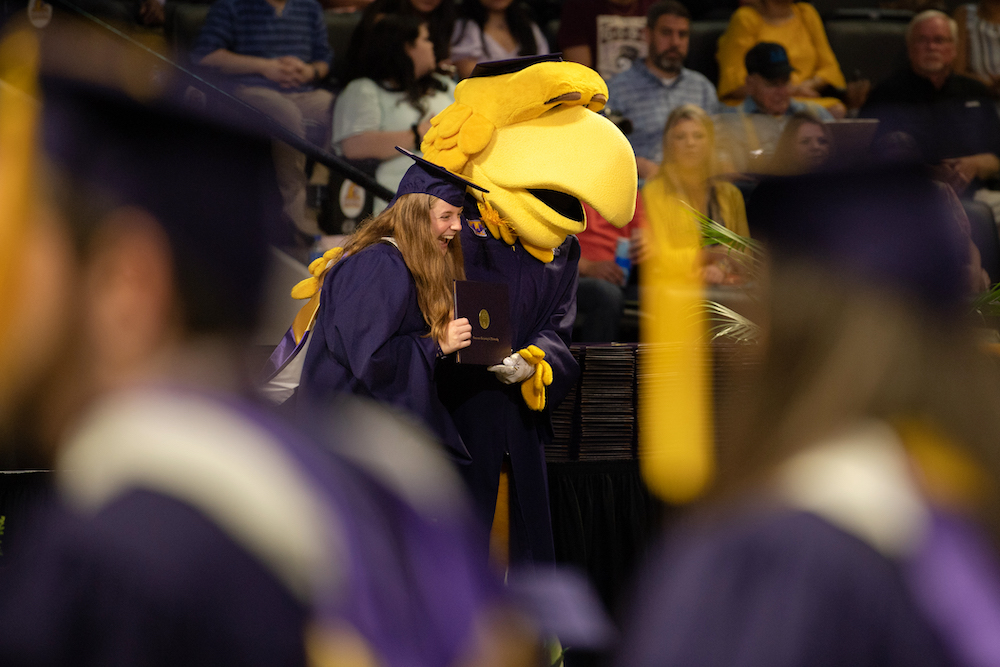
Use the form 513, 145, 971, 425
745, 42, 795, 80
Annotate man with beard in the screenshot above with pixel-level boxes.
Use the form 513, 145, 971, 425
607, 1, 720, 181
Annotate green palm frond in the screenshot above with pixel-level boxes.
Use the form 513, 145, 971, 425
678, 200, 763, 255
972, 282, 1000, 317
704, 301, 761, 343
675, 201, 765, 281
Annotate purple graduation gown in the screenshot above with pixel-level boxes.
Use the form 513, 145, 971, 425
437, 224, 581, 563
617, 508, 960, 667
0, 487, 309, 667
298, 242, 470, 462
0, 389, 499, 667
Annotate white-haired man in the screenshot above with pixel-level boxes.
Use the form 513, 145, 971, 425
863, 10, 1000, 195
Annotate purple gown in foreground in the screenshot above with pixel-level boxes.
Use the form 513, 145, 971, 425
618, 508, 961, 667
0, 387, 498, 667
437, 224, 581, 563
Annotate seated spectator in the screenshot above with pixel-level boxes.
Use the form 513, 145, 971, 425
192, 0, 333, 237
862, 10, 1000, 201
575, 198, 648, 342
344, 0, 456, 80
450, 0, 549, 80
769, 109, 833, 174
954, 1, 1000, 96
716, 0, 851, 117
607, 1, 722, 182
558, 0, 658, 79
714, 42, 833, 174
643, 104, 750, 285
332, 14, 455, 210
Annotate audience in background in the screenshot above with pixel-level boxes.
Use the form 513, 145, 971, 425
717, 0, 850, 117
332, 14, 455, 210
575, 199, 648, 342
558, 0, 658, 79
450, 0, 549, 79
607, 0, 721, 181
954, 1, 1000, 96
643, 104, 749, 285
769, 109, 833, 174
714, 42, 832, 174
192, 0, 333, 238
862, 10, 1000, 203
345, 0, 456, 81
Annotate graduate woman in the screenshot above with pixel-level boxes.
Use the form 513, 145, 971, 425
296, 150, 486, 461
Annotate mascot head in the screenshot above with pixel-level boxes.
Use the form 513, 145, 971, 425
421, 55, 638, 262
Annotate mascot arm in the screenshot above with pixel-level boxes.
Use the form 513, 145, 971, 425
518, 237, 582, 412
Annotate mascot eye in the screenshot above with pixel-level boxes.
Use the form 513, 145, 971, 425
527, 189, 585, 222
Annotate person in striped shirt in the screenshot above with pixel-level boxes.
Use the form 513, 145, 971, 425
194, 0, 334, 237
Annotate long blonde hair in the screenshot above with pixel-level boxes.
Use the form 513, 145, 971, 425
661, 103, 718, 174
343, 193, 465, 341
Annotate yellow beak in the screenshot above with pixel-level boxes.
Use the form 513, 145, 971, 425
468, 106, 638, 251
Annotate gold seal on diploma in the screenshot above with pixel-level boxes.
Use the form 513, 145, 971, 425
479, 309, 490, 329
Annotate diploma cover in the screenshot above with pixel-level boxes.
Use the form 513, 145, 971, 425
453, 280, 511, 365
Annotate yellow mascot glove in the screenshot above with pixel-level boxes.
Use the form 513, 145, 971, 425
518, 345, 553, 412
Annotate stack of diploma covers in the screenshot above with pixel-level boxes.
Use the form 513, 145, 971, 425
547, 346, 585, 462
548, 344, 638, 462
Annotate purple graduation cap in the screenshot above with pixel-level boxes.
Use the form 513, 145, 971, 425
41, 74, 282, 334
747, 165, 968, 312
390, 146, 488, 211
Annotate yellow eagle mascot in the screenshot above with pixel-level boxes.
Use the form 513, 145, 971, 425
426, 55, 637, 565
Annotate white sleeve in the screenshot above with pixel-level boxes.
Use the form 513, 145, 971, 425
331, 79, 383, 149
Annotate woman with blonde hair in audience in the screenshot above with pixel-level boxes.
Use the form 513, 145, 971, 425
770, 109, 834, 174
716, 0, 855, 117
642, 104, 750, 284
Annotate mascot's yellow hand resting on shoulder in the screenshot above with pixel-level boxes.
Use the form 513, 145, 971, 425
420, 56, 638, 411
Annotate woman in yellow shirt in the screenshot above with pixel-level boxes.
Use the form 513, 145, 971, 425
642, 104, 750, 284
717, 0, 848, 116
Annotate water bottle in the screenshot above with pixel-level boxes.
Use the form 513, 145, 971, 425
615, 237, 631, 285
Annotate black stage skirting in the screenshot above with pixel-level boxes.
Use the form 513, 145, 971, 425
548, 460, 669, 614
